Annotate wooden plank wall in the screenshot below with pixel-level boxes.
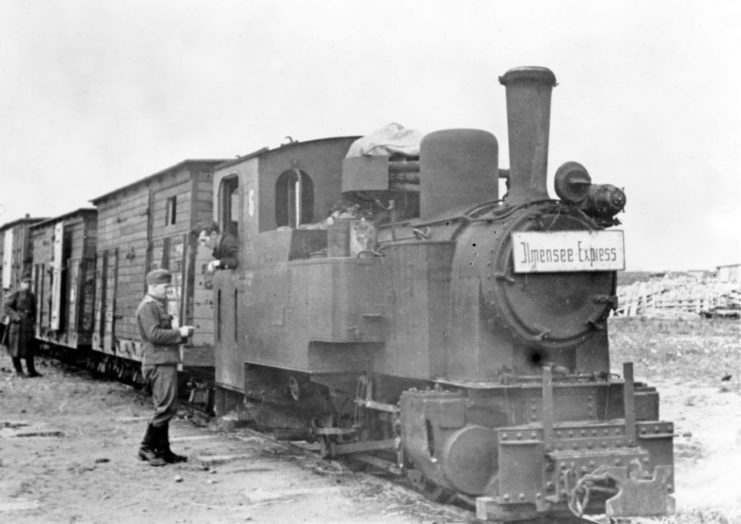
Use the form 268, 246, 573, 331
95, 182, 150, 354
150, 174, 194, 332
65, 213, 97, 347
30, 211, 98, 348
93, 162, 219, 362
64, 215, 89, 260
78, 213, 98, 340
1, 222, 37, 292
15, 224, 34, 285
2, 218, 45, 292
190, 175, 216, 349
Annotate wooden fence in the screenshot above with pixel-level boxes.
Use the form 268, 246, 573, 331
615, 276, 741, 318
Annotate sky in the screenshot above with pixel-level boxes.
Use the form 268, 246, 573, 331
1, 0, 739, 272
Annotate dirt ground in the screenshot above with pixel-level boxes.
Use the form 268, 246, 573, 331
610, 318, 741, 524
0, 358, 469, 524
1, 318, 739, 524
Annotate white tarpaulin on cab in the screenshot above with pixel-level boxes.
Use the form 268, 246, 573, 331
345, 122, 423, 158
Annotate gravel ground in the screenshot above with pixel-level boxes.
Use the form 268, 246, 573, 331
0, 356, 469, 524
610, 318, 741, 524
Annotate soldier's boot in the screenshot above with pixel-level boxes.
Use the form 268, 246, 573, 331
26, 357, 42, 378
138, 423, 166, 466
158, 422, 188, 463
12, 357, 27, 378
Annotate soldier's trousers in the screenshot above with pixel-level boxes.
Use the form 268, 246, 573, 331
142, 363, 179, 427
12, 356, 36, 374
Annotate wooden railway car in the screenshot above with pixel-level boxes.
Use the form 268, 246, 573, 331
1, 214, 47, 343
30, 208, 98, 351
1, 215, 47, 294
88, 159, 227, 381
209, 67, 675, 523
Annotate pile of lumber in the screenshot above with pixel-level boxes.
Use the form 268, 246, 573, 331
615, 275, 741, 318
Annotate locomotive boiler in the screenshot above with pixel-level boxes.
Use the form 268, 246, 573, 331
210, 66, 674, 522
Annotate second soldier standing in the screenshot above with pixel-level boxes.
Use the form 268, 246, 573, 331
3, 274, 41, 378
136, 269, 194, 466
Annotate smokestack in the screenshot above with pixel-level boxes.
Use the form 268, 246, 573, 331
499, 66, 557, 205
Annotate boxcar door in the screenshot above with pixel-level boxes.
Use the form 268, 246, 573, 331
32, 263, 45, 337
92, 252, 106, 350
50, 221, 64, 331
66, 257, 80, 347
102, 249, 119, 354
78, 257, 96, 346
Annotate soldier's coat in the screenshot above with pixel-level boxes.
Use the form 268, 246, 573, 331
3, 289, 37, 358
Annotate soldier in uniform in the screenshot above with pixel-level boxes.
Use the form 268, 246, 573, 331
3, 274, 41, 378
196, 221, 239, 272
136, 269, 195, 466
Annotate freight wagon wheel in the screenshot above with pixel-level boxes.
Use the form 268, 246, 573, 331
315, 413, 356, 459
288, 376, 301, 401
319, 436, 337, 459
406, 469, 454, 503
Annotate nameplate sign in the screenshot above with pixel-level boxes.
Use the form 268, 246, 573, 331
512, 230, 625, 273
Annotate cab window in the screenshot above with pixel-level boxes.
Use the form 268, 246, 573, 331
275, 169, 313, 228
220, 175, 239, 237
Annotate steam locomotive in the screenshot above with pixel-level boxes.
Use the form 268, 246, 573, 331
0, 65, 674, 521
209, 66, 675, 522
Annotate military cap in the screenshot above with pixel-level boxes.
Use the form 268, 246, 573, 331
146, 269, 172, 286
21, 272, 32, 283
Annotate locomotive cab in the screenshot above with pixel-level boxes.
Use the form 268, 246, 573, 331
210, 137, 390, 415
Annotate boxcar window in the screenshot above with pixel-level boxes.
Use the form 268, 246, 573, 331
165, 196, 177, 226
275, 169, 314, 228
219, 175, 239, 237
